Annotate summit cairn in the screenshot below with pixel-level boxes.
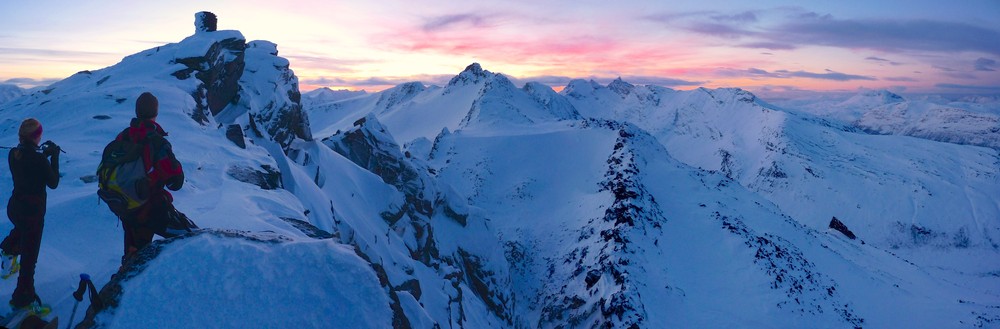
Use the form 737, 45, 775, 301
196, 11, 218, 32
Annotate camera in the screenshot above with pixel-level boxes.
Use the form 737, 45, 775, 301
40, 140, 62, 156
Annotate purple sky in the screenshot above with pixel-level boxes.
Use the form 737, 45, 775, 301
1, 0, 998, 95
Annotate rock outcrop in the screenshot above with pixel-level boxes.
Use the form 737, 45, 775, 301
829, 217, 857, 240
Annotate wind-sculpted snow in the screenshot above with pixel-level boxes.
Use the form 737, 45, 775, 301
76, 230, 394, 329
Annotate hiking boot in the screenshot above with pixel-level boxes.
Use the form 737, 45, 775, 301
0, 252, 18, 279
9, 296, 51, 317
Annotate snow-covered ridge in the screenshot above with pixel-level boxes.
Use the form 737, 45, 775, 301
303, 87, 368, 105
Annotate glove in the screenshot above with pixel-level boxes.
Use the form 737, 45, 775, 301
41, 140, 61, 157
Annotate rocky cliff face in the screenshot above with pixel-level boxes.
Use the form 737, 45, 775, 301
237, 40, 313, 150
167, 12, 311, 150
321, 114, 514, 325
169, 14, 246, 124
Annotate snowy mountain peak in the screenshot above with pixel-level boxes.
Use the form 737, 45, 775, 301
840, 89, 905, 108
483, 72, 518, 92
464, 62, 485, 75
608, 77, 635, 97
523, 82, 583, 120
722, 87, 758, 103
447, 62, 492, 87
562, 79, 603, 99
375, 81, 426, 110
303, 87, 368, 104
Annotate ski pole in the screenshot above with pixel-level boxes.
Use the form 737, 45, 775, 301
67, 273, 90, 329
87, 276, 103, 310
0, 145, 66, 153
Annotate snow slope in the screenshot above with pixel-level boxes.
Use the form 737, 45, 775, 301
0, 84, 25, 106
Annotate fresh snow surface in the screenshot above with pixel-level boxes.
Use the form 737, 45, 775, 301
90, 232, 392, 328
0, 18, 997, 328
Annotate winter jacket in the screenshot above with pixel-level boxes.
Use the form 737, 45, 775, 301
114, 118, 184, 202
9, 141, 59, 199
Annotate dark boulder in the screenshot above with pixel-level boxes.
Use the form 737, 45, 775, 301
829, 217, 857, 240
227, 164, 282, 190
226, 124, 247, 149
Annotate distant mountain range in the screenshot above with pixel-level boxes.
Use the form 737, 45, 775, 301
769, 89, 1000, 150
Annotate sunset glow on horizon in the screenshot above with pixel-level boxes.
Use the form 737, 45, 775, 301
1, 0, 999, 96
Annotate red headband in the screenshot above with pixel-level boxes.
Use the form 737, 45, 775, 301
30, 124, 42, 141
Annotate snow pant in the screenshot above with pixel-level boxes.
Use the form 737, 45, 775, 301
121, 195, 175, 264
1, 194, 45, 308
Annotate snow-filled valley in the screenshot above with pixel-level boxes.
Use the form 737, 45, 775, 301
1, 13, 998, 329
